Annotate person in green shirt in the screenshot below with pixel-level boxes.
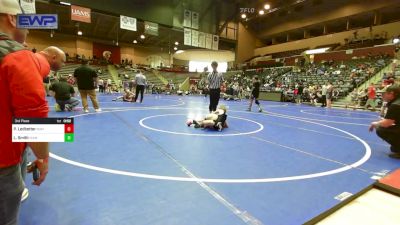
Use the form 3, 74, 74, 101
49, 77, 80, 111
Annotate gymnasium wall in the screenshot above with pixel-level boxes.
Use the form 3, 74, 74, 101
76, 39, 93, 58
93, 43, 121, 64
312, 44, 396, 63
131, 47, 171, 67
173, 59, 188, 66
26, 31, 171, 66
256, 44, 395, 66
254, 21, 400, 57
27, 31, 77, 56
258, 0, 400, 38
236, 22, 259, 64
120, 45, 135, 62
68, 0, 174, 27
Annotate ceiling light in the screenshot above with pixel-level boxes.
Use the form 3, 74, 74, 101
259, 10, 265, 15
133, 40, 137, 44
304, 48, 330, 55
393, 38, 400, 44
264, 4, 271, 10
140, 34, 145, 39
175, 41, 179, 45
241, 14, 246, 19
77, 30, 83, 36
173, 47, 178, 51
60, 1, 71, 6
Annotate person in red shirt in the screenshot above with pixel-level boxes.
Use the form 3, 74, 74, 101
0, 1, 65, 224
364, 82, 377, 111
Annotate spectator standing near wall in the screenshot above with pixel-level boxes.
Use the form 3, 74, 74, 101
106, 78, 112, 94
247, 76, 263, 112
74, 60, 101, 113
98, 78, 104, 93
296, 82, 304, 104
364, 82, 377, 111
326, 81, 334, 108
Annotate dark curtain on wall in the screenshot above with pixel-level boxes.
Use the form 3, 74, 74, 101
93, 43, 121, 64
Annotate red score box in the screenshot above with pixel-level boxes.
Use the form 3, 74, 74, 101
65, 124, 74, 133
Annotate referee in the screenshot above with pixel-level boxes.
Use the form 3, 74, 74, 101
207, 61, 224, 112
134, 70, 147, 103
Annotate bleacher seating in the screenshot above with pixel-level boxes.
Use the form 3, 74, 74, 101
338, 39, 386, 51
288, 58, 390, 97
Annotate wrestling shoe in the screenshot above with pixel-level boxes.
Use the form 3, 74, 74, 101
217, 123, 223, 131
95, 108, 102, 112
65, 104, 72, 111
84, 109, 89, 113
194, 124, 201, 128
258, 108, 263, 112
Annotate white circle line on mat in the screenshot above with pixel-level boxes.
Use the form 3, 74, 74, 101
139, 114, 264, 137
49, 107, 371, 183
300, 109, 378, 120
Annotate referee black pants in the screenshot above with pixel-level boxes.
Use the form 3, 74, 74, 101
135, 85, 145, 103
209, 88, 221, 112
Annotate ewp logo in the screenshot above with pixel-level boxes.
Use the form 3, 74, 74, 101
17, 14, 58, 29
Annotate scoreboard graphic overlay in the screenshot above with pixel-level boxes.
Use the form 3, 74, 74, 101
12, 118, 74, 142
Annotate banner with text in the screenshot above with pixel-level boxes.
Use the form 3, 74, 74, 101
120, 15, 137, 31
212, 35, 219, 50
191, 30, 199, 47
183, 9, 191, 28
205, 33, 212, 49
71, 5, 91, 23
20, 0, 36, 14
191, 11, 199, 29
198, 32, 205, 48
184, 28, 192, 46
144, 21, 158, 36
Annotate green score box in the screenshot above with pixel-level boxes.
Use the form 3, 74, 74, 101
64, 133, 74, 142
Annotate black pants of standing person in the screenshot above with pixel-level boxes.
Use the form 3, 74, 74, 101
376, 126, 400, 153
209, 88, 221, 112
321, 95, 327, 107
135, 85, 145, 103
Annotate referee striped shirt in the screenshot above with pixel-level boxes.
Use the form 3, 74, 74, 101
207, 71, 224, 89
135, 73, 147, 86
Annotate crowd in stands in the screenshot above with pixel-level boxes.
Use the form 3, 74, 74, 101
48, 46, 400, 111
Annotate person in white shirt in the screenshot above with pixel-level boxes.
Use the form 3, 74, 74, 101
106, 78, 112, 94
98, 78, 104, 93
